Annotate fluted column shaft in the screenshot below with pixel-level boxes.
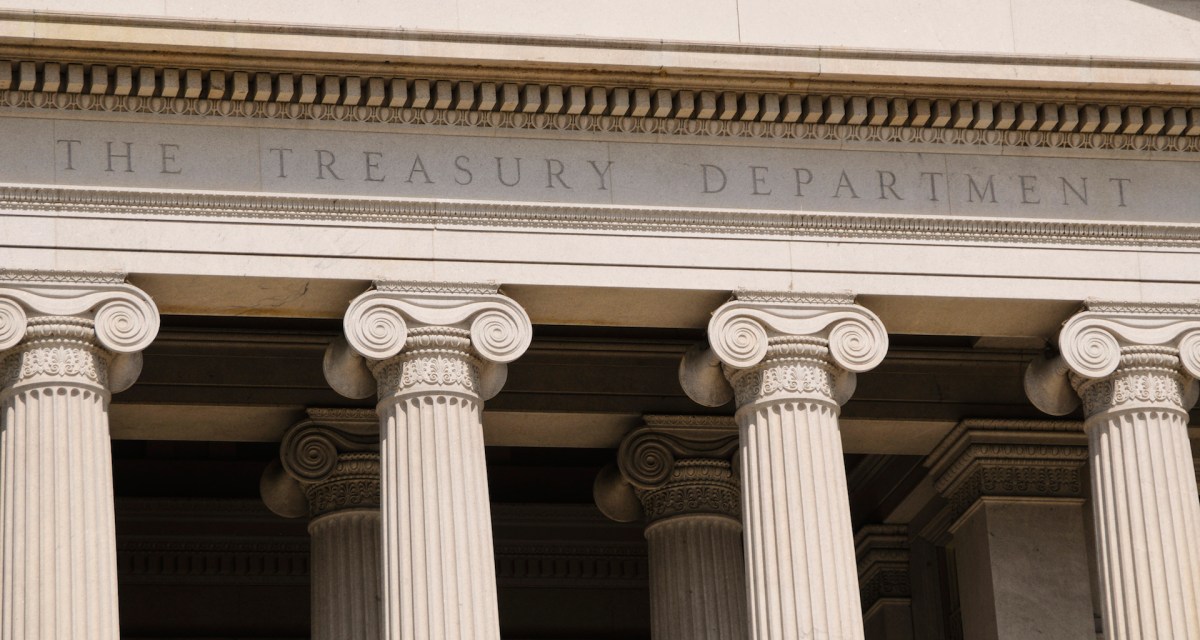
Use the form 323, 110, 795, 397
598, 417, 748, 639
311, 510, 382, 640
375, 332, 499, 640
0, 276, 159, 640
680, 293, 889, 640
326, 283, 532, 640
647, 514, 747, 639
1076, 350, 1200, 639
736, 369, 862, 640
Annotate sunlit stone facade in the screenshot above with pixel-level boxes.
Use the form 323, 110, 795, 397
1, 2, 1199, 638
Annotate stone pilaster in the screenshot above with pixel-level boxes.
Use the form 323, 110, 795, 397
260, 409, 381, 640
0, 271, 159, 640
855, 525, 914, 640
680, 291, 889, 640
1025, 302, 1200, 639
325, 282, 532, 640
595, 415, 747, 640
924, 419, 1094, 640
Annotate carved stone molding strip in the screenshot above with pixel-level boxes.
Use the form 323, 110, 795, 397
116, 537, 649, 589
494, 543, 649, 589
116, 536, 311, 586
9, 185, 1199, 249
3, 58, 1200, 152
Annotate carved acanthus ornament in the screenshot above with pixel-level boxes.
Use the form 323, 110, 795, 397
1024, 301, 1200, 420
260, 409, 380, 520
323, 282, 532, 402
0, 271, 160, 394
679, 291, 888, 411
595, 416, 740, 524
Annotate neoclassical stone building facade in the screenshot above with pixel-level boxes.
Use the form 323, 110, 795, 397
1, 3, 1199, 639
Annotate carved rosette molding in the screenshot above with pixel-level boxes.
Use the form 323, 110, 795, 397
680, 292, 887, 640
594, 416, 747, 640
854, 525, 912, 615
1024, 302, 1200, 639
923, 419, 1088, 532
0, 271, 160, 640
325, 282, 531, 640
3, 57, 1200, 152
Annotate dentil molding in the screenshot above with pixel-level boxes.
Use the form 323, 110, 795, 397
3, 59, 1200, 153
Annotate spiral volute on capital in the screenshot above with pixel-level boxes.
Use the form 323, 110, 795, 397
344, 299, 409, 361
470, 307, 531, 363
1060, 321, 1123, 379
827, 316, 888, 373
709, 314, 769, 369
94, 297, 160, 353
0, 297, 27, 351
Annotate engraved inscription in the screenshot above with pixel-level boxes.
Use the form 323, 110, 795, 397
5, 116, 1198, 224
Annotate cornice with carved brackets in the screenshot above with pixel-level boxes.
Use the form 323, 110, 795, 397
323, 281, 532, 402
0, 270, 159, 393
679, 291, 888, 410
924, 419, 1088, 533
854, 524, 912, 614
1024, 301, 1200, 421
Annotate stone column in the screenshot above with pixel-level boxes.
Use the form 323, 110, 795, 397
260, 409, 381, 640
1026, 302, 1200, 639
855, 525, 914, 640
0, 272, 159, 640
680, 291, 889, 640
923, 419, 1095, 640
324, 282, 532, 640
594, 415, 748, 640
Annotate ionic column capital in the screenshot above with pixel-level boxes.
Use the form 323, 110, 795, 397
0, 271, 160, 393
1025, 301, 1200, 420
261, 409, 380, 520
324, 281, 532, 401
595, 415, 740, 524
680, 291, 888, 409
